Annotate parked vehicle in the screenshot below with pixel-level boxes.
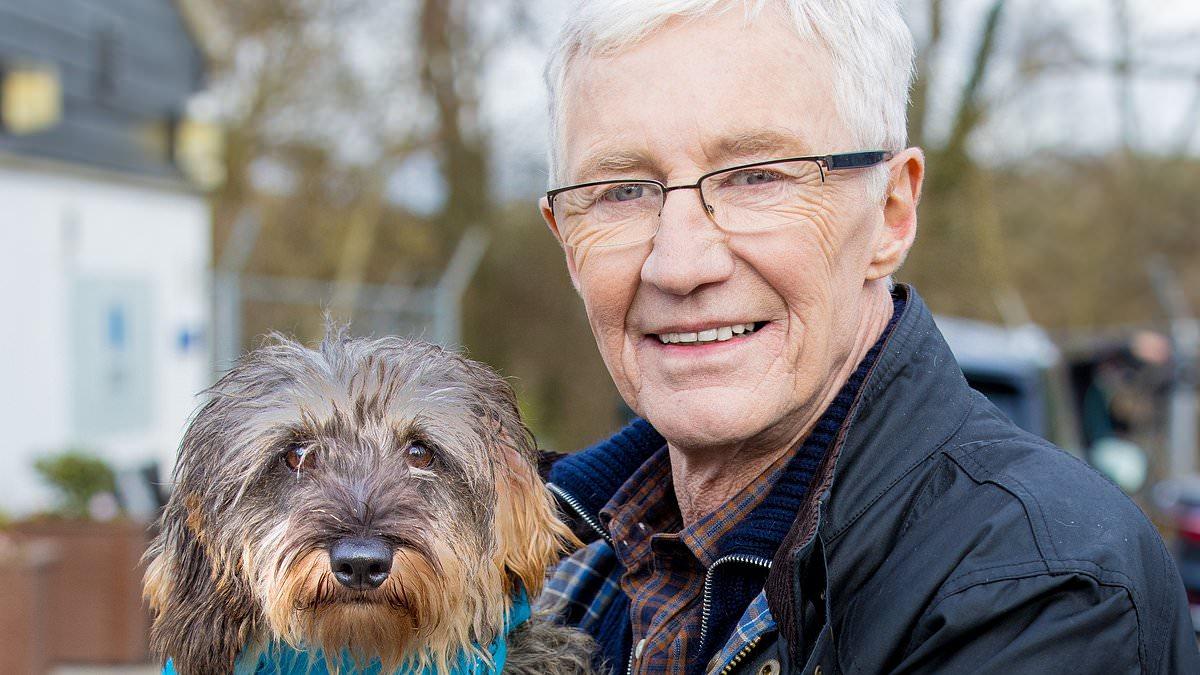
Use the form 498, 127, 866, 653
1153, 478, 1200, 633
941, 316, 1199, 631
937, 315, 1086, 457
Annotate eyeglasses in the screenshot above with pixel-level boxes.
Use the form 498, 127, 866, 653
546, 151, 894, 249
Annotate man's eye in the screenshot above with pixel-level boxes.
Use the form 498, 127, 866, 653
724, 169, 782, 187
600, 184, 648, 203
282, 444, 315, 472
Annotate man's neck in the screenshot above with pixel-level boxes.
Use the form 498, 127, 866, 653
667, 286, 895, 526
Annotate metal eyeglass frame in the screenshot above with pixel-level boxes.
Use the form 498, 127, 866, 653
546, 150, 896, 222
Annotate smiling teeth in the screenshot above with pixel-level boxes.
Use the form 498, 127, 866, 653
657, 323, 759, 344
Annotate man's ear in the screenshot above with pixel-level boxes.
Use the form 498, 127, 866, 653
540, 196, 582, 291
867, 147, 925, 280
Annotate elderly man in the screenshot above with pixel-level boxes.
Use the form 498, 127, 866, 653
535, 1, 1198, 673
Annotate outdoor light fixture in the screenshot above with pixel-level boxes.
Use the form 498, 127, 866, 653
0, 62, 62, 135
174, 116, 225, 189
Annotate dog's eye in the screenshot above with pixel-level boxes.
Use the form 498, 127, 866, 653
282, 445, 315, 472
406, 442, 433, 470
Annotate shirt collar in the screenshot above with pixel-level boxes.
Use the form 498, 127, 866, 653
599, 444, 796, 569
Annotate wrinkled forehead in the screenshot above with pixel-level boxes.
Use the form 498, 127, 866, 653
558, 10, 846, 185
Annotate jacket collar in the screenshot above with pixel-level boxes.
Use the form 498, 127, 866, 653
819, 285, 975, 542
762, 286, 978, 661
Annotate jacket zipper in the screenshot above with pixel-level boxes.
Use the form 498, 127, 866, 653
547, 480, 638, 667
699, 553, 772, 651
627, 555, 771, 675
547, 482, 613, 546
627, 637, 644, 675
717, 634, 764, 675
546, 483, 639, 673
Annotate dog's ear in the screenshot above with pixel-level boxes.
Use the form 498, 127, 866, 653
491, 420, 580, 599
143, 494, 259, 674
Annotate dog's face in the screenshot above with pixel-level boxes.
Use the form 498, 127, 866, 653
144, 333, 575, 674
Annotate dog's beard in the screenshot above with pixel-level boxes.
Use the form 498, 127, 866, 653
253, 536, 507, 673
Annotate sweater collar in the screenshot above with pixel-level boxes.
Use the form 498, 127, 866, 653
548, 417, 664, 533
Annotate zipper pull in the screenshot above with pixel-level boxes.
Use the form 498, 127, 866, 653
627, 638, 647, 675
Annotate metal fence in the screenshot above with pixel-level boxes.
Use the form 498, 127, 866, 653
212, 209, 489, 373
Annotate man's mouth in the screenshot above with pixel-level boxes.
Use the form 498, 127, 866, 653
649, 321, 768, 345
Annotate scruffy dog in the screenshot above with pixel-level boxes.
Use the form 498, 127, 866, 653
144, 331, 594, 674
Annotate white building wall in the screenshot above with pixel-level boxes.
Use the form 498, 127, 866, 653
0, 159, 210, 515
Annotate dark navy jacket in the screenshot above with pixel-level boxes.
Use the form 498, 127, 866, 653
543, 285, 1199, 674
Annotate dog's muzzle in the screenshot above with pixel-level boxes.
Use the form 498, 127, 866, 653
329, 537, 393, 590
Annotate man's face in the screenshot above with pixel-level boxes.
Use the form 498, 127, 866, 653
543, 8, 914, 452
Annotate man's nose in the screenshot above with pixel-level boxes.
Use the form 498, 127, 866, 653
641, 188, 735, 296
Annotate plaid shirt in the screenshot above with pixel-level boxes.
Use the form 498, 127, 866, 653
599, 447, 790, 674
539, 537, 778, 675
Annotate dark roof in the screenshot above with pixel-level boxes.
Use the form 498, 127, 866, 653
0, 0, 206, 180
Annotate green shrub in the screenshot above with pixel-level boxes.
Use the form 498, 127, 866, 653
33, 450, 117, 519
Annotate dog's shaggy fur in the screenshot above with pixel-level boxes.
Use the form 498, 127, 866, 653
144, 331, 594, 673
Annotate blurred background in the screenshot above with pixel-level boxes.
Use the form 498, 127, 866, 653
0, 0, 1196, 671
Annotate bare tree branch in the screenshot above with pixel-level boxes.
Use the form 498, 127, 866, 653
1112, 0, 1141, 151
419, 0, 489, 238
942, 0, 1006, 163
908, 0, 944, 147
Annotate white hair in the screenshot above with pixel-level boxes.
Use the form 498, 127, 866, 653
544, 0, 915, 190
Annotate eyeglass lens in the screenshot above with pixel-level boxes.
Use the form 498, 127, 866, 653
552, 159, 826, 248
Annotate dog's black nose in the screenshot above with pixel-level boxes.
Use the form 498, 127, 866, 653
329, 537, 393, 590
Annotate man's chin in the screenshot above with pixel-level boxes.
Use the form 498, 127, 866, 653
640, 394, 777, 452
